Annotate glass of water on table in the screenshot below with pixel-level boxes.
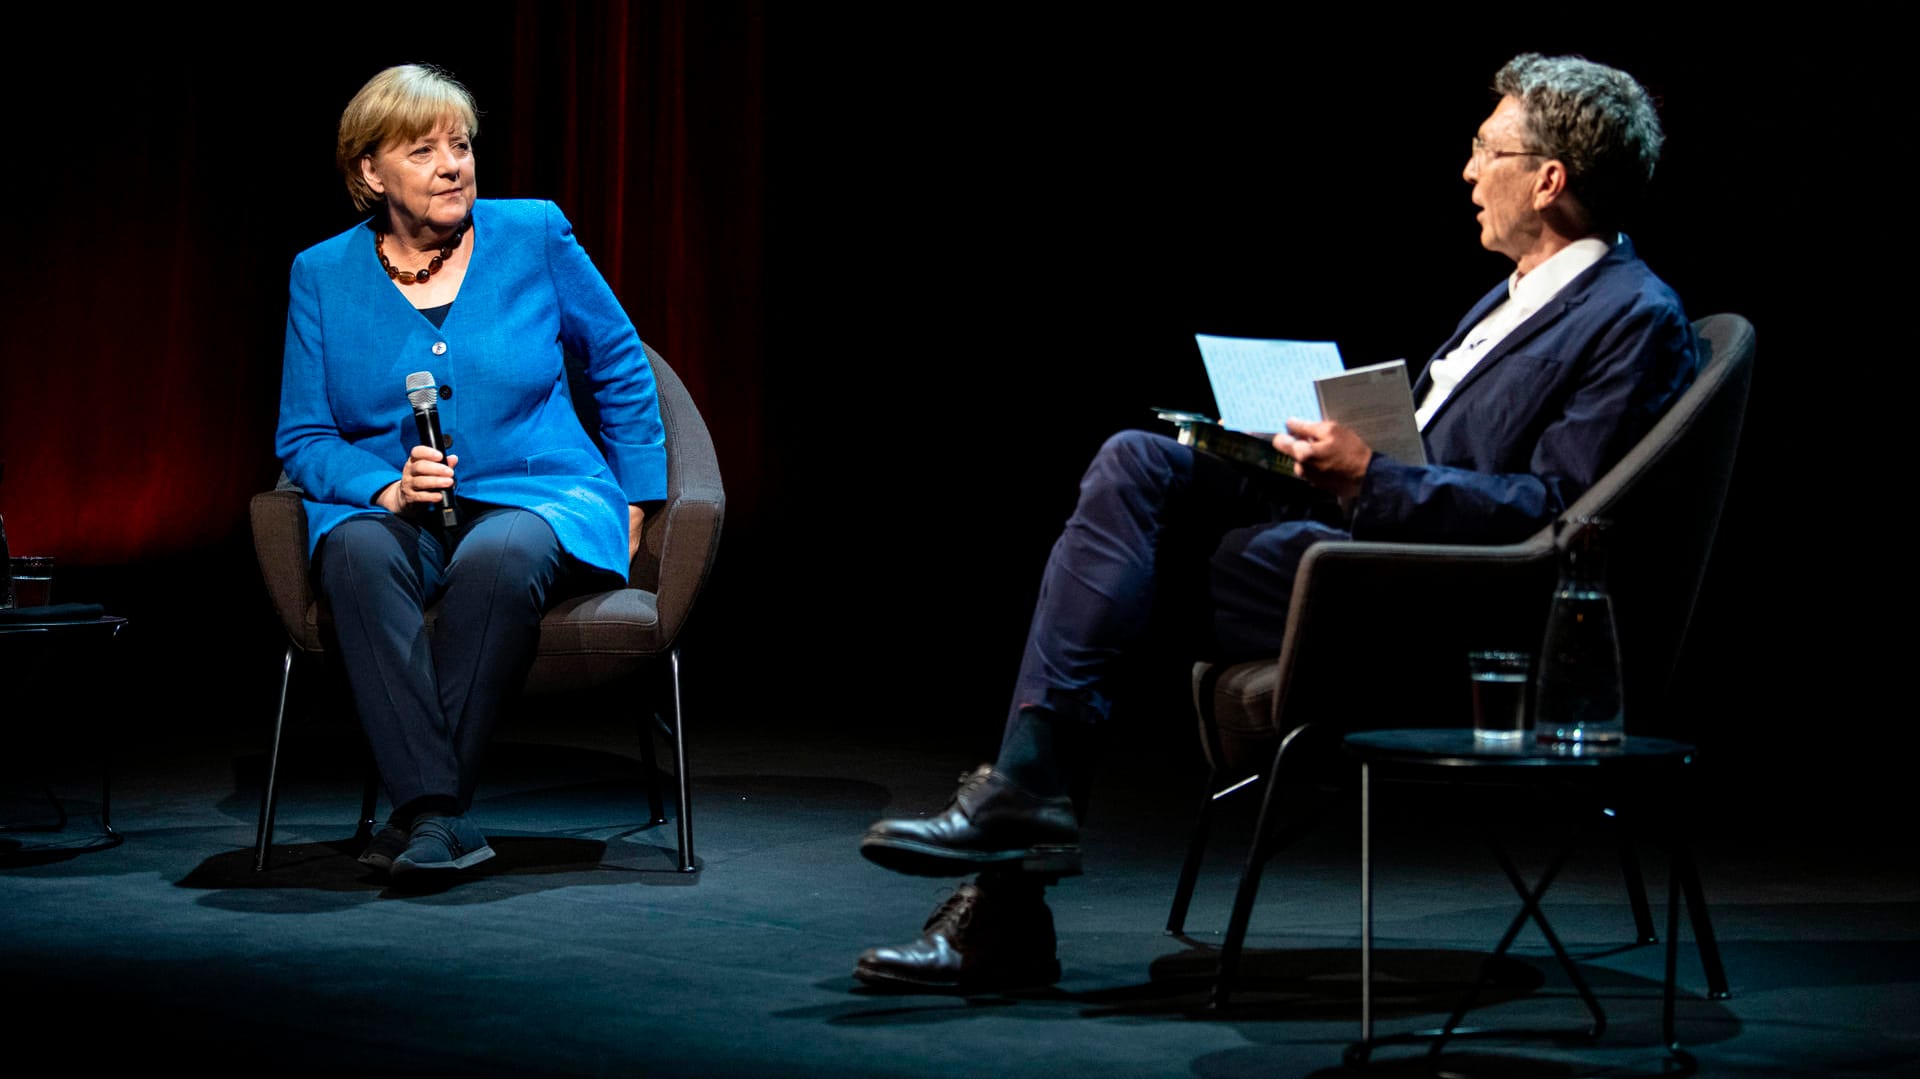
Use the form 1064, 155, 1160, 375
1467, 650, 1532, 747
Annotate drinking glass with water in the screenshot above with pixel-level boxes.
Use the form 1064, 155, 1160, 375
1468, 650, 1532, 746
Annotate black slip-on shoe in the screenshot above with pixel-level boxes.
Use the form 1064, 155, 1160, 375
389, 813, 496, 880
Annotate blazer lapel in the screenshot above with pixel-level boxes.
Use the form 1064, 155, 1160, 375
1436, 288, 1589, 404
1415, 239, 1629, 430
1414, 281, 1509, 399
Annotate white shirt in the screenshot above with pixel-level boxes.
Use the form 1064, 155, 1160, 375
1414, 236, 1613, 431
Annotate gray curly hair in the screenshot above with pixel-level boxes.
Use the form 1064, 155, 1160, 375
1494, 54, 1663, 233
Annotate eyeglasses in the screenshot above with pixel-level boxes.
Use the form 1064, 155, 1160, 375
1470, 136, 1549, 164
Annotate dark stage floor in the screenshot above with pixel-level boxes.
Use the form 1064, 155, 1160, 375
2, 699, 1914, 1078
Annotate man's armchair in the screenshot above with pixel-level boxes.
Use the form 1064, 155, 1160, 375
1172, 314, 1755, 1004
249, 343, 724, 873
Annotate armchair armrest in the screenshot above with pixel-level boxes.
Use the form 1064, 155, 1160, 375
1265, 533, 1560, 734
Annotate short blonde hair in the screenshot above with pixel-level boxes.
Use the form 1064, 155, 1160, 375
335, 64, 480, 212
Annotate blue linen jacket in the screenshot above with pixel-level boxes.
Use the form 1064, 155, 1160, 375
276, 199, 667, 580
1351, 237, 1697, 544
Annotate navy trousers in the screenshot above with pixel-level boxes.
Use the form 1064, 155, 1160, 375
315, 504, 573, 814
1007, 430, 1347, 728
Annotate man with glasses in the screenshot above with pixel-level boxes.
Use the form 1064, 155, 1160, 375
855, 54, 1698, 992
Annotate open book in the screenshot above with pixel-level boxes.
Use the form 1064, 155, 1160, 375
1157, 335, 1426, 471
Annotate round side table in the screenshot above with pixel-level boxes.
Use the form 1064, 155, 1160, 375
1343, 728, 1729, 1072
0, 614, 129, 850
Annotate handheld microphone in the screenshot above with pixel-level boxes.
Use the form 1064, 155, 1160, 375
404, 371, 460, 527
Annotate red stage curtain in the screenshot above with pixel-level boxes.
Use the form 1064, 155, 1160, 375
0, 2, 764, 565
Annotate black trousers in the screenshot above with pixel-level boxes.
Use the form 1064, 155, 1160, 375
1006, 430, 1346, 728
315, 504, 573, 814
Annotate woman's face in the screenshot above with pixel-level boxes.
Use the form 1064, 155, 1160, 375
359, 119, 476, 238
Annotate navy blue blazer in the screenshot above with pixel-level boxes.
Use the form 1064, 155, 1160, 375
276, 200, 667, 579
1352, 237, 1697, 544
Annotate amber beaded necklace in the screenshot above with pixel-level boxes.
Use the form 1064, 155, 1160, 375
376, 217, 471, 284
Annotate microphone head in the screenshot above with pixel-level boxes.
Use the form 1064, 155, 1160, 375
405, 371, 439, 410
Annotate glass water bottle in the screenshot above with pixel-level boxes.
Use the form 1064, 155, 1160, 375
1535, 517, 1625, 746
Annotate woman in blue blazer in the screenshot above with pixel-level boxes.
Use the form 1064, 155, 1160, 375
275, 65, 666, 881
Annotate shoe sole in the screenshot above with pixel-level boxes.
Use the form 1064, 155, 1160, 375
853, 957, 1062, 994
388, 842, 497, 877
859, 835, 1081, 878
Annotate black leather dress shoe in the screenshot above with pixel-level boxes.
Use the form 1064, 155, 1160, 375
854, 879, 1061, 992
860, 765, 1081, 877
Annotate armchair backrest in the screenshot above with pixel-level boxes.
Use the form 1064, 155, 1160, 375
633, 343, 725, 642
562, 341, 725, 603
1259, 313, 1754, 749
1558, 313, 1755, 728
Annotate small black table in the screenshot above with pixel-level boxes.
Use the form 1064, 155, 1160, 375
0, 614, 128, 849
1343, 728, 1729, 1070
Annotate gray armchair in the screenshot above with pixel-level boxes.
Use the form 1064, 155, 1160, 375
1173, 314, 1755, 1005
249, 342, 724, 873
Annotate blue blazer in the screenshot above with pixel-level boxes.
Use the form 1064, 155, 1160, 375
1352, 237, 1698, 544
276, 200, 667, 579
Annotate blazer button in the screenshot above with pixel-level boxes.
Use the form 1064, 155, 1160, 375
439, 384, 453, 400
432, 341, 448, 356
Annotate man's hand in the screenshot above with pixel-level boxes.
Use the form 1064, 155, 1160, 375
1273, 419, 1373, 500
377, 445, 458, 513
628, 503, 645, 562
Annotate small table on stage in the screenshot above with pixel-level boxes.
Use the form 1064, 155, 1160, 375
0, 614, 129, 849
1342, 728, 1730, 1071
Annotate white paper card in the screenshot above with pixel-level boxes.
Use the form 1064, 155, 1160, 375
1193, 334, 1344, 434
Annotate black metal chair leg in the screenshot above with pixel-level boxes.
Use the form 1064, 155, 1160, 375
1212, 812, 1276, 1008
668, 648, 695, 872
253, 646, 294, 872
99, 751, 116, 840
1210, 723, 1310, 1008
357, 774, 380, 841
1166, 774, 1220, 935
249, 641, 702, 874
101, 619, 123, 842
